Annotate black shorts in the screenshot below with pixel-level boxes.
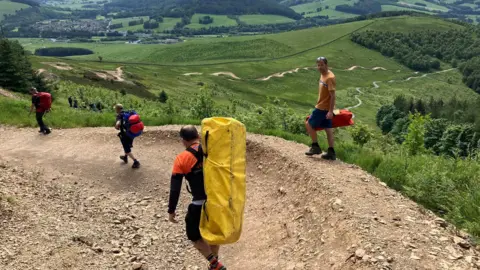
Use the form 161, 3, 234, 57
185, 204, 202, 242
308, 108, 333, 129
120, 134, 134, 153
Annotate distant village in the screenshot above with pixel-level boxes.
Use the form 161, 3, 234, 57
32, 19, 182, 45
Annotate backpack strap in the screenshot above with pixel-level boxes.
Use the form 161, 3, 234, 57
184, 145, 203, 194
186, 145, 203, 169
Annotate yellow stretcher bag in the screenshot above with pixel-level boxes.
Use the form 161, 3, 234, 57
200, 117, 247, 245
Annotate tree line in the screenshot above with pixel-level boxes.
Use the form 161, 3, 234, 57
351, 28, 480, 93
104, 0, 302, 20
376, 95, 480, 157
0, 38, 49, 93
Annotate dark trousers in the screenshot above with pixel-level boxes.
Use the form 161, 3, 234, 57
36, 112, 49, 132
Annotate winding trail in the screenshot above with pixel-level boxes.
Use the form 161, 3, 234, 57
0, 126, 477, 270
344, 68, 457, 111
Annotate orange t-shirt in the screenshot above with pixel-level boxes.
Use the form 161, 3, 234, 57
172, 143, 201, 175
315, 70, 336, 110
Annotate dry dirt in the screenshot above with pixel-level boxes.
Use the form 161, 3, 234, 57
0, 88, 19, 99
346, 66, 387, 71
210, 72, 241, 80
92, 67, 125, 82
0, 125, 479, 270
257, 67, 311, 81
41, 62, 73, 71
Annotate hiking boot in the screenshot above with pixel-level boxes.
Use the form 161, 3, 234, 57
305, 145, 322, 156
209, 261, 226, 270
44, 129, 51, 135
132, 160, 140, 169
120, 155, 128, 164
321, 148, 336, 161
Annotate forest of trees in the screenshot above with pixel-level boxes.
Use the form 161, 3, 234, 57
376, 95, 480, 157
34, 47, 94, 57
143, 21, 160, 29
199, 15, 214, 25
335, 0, 382, 15
0, 38, 49, 93
351, 29, 480, 93
128, 19, 144, 26
104, 0, 302, 20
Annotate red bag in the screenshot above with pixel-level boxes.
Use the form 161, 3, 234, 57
306, 109, 354, 131
36, 92, 52, 112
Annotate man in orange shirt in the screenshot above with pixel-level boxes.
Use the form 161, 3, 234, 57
305, 56, 336, 160
168, 125, 226, 270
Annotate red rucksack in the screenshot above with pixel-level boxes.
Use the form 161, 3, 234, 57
37, 92, 52, 112
306, 109, 355, 131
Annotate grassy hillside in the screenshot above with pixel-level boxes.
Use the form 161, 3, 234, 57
0, 0, 30, 21
19, 16, 473, 129
238, 14, 296, 24
16, 16, 460, 74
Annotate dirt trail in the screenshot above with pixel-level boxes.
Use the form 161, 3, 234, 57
346, 66, 387, 71
211, 72, 241, 80
345, 69, 457, 111
94, 66, 125, 82
257, 67, 311, 81
0, 126, 478, 270
41, 62, 73, 71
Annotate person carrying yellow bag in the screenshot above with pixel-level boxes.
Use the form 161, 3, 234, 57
168, 118, 246, 269
168, 125, 227, 270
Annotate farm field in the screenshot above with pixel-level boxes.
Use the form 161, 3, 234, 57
186, 14, 237, 29
238, 14, 296, 25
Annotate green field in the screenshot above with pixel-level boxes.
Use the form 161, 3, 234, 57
0, 0, 30, 21
398, 0, 449, 12
186, 14, 237, 29
381, 5, 434, 14
291, 0, 358, 19
238, 14, 295, 25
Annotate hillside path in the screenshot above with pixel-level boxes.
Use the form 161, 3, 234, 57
0, 126, 478, 270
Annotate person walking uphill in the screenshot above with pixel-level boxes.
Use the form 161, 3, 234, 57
114, 104, 141, 169
305, 56, 336, 160
168, 126, 227, 270
29, 87, 51, 135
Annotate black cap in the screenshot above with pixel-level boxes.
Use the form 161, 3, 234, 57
316, 56, 328, 65
179, 125, 199, 141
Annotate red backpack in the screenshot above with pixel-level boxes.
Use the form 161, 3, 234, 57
37, 92, 52, 112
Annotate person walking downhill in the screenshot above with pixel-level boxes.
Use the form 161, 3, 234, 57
114, 104, 141, 169
29, 87, 51, 135
305, 56, 337, 160
168, 126, 227, 270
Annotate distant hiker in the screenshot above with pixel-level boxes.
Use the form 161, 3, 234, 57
29, 87, 52, 135
68, 96, 73, 107
305, 56, 336, 160
168, 125, 226, 270
73, 98, 78, 109
114, 104, 141, 169
96, 101, 103, 112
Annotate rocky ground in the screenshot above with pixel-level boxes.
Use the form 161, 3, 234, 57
0, 125, 478, 270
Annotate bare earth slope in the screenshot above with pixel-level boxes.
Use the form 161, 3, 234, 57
0, 126, 478, 270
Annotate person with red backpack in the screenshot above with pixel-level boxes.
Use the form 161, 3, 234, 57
114, 104, 143, 169
29, 87, 52, 135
